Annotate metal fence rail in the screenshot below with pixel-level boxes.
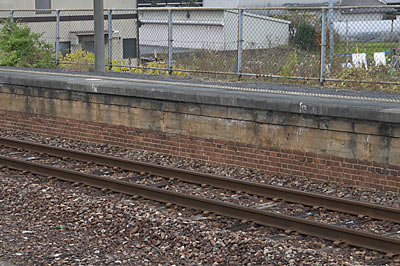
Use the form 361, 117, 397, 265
0, 6, 400, 88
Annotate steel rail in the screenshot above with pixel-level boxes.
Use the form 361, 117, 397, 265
0, 155, 399, 254
1, 137, 399, 223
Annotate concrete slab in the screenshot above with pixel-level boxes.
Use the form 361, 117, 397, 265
0, 67, 400, 123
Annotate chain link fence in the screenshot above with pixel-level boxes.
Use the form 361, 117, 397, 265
13, 10, 58, 45
325, 6, 400, 88
168, 8, 239, 76
0, 6, 400, 88
0, 10, 11, 27
110, 9, 139, 70
58, 10, 101, 71
241, 8, 322, 81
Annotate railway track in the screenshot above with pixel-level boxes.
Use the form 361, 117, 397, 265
0, 137, 399, 254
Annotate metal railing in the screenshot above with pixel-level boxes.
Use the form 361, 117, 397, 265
1, 6, 400, 88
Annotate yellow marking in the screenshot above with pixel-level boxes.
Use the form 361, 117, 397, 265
1, 68, 400, 103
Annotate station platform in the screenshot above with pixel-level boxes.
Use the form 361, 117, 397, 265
0, 67, 399, 192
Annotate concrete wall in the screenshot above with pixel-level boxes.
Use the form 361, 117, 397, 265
224, 11, 290, 50
223, 11, 238, 50
241, 12, 290, 49
0, 69, 399, 193
139, 10, 225, 50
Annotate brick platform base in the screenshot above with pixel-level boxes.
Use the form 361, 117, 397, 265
1, 110, 399, 193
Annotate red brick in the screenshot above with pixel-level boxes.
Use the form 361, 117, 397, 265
3, 110, 400, 192
386, 186, 400, 193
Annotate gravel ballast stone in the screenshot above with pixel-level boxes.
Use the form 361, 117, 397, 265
0, 169, 396, 265
1, 129, 398, 209
1, 129, 399, 265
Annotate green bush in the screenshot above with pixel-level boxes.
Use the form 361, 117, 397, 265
60, 49, 95, 72
0, 19, 55, 68
294, 22, 318, 51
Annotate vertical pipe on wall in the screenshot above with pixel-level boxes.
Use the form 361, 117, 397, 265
237, 8, 244, 78
108, 9, 112, 71
320, 9, 327, 84
168, 9, 173, 74
55, 10, 60, 65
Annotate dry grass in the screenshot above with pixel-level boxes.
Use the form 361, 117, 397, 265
172, 46, 400, 91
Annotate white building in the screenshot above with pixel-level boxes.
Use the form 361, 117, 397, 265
0, 1, 290, 58
0, 0, 136, 10
202, 0, 342, 8
0, 0, 139, 62
139, 9, 290, 54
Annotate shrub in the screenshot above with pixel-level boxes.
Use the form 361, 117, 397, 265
336, 65, 400, 91
316, 27, 338, 48
60, 51, 188, 77
0, 19, 55, 68
294, 22, 318, 51
60, 49, 95, 72
280, 49, 298, 77
136, 61, 188, 76
111, 59, 130, 72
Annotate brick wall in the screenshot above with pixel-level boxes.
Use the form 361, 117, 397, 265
1, 109, 399, 193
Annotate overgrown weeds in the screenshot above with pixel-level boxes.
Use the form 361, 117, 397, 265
59, 46, 400, 92
59, 50, 187, 77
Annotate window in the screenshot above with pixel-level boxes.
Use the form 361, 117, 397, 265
83, 40, 95, 54
59, 42, 71, 56
78, 36, 95, 54
123, 38, 137, 59
35, 0, 51, 14
77, 34, 108, 54
35, 0, 51, 9
76, 35, 95, 53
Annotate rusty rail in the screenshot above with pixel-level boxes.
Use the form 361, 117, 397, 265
1, 137, 399, 223
0, 155, 399, 254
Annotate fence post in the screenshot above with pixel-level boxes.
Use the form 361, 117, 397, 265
136, 9, 140, 66
320, 8, 327, 84
55, 10, 60, 65
108, 9, 112, 71
10, 9, 14, 23
168, 9, 173, 74
237, 8, 244, 78
329, 0, 334, 64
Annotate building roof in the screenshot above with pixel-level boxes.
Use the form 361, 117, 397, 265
338, 0, 398, 14
138, 0, 203, 7
339, 0, 384, 6
381, 0, 400, 4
